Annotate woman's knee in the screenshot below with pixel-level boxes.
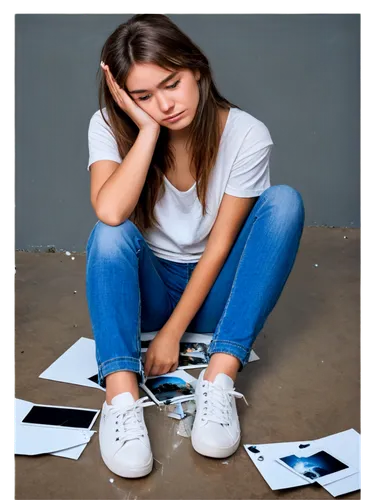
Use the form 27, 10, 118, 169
261, 184, 305, 224
86, 219, 140, 257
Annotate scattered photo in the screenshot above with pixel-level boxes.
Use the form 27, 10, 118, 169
141, 351, 208, 370
141, 332, 259, 370
243, 430, 360, 494
140, 370, 197, 406
277, 450, 349, 483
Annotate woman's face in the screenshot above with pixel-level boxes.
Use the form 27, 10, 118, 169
125, 62, 200, 134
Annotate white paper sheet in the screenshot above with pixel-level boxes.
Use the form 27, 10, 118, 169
313, 429, 360, 494
51, 442, 91, 460
15, 399, 96, 459
39, 337, 105, 391
243, 429, 360, 495
323, 473, 361, 497
244, 441, 312, 490
274, 444, 357, 486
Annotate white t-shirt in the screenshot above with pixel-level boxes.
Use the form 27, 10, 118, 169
87, 106, 274, 263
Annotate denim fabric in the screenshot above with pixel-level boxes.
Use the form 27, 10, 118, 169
85, 185, 305, 388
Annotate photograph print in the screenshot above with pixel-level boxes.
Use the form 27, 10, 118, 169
278, 450, 349, 482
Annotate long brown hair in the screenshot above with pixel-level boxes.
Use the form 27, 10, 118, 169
96, 14, 241, 233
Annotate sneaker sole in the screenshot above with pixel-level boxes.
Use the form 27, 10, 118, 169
191, 433, 241, 459
101, 452, 153, 478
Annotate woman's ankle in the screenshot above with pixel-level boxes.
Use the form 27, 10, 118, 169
105, 370, 140, 404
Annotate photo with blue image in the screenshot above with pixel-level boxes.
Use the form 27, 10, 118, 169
145, 375, 194, 402
280, 450, 348, 480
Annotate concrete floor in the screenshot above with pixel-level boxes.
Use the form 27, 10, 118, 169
15, 227, 360, 500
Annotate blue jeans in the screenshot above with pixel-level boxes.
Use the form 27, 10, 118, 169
85, 185, 305, 388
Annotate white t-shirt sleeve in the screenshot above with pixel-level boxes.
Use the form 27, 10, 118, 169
87, 111, 123, 171
224, 122, 274, 198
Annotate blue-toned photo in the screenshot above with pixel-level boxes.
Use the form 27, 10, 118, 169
280, 451, 348, 480
145, 376, 194, 402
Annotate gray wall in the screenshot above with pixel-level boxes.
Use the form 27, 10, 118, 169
15, 14, 360, 252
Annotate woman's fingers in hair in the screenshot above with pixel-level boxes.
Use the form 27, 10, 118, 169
102, 65, 121, 105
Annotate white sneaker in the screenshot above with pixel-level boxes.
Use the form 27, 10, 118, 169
191, 369, 248, 459
99, 392, 153, 478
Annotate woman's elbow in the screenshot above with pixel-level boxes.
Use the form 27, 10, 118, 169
95, 208, 125, 227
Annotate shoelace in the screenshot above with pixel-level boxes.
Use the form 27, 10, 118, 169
109, 396, 150, 444
200, 381, 249, 426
